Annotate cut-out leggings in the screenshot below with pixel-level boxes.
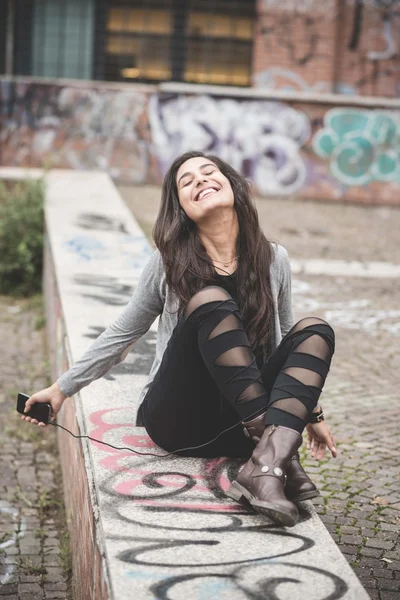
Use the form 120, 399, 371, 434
140, 286, 335, 458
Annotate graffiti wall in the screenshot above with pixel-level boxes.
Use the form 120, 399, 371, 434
0, 79, 399, 204
252, 0, 400, 97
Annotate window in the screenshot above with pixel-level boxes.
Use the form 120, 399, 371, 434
32, 0, 94, 79
105, 0, 255, 86
105, 0, 174, 82
184, 0, 254, 86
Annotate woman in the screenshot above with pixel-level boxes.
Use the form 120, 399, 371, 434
22, 150, 336, 527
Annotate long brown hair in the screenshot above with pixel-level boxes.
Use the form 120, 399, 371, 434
153, 150, 275, 349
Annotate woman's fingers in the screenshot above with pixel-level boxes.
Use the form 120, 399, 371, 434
24, 395, 40, 412
316, 443, 326, 460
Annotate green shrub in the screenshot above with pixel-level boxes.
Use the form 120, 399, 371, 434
0, 178, 45, 296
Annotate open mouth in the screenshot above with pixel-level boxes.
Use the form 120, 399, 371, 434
195, 186, 220, 201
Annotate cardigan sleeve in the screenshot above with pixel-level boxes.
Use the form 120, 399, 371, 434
276, 245, 294, 337
57, 250, 164, 398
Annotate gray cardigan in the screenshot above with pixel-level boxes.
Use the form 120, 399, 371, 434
58, 244, 294, 406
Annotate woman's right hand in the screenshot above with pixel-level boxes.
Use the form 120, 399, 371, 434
20, 381, 66, 427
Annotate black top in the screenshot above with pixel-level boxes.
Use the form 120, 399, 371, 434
214, 270, 238, 300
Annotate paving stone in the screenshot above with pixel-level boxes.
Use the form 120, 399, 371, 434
44, 567, 65, 582
363, 590, 379, 600
381, 593, 400, 600
342, 535, 364, 545
358, 577, 377, 589
360, 547, 384, 558
340, 545, 361, 555
18, 582, 42, 594
0, 584, 18, 596
0, 297, 70, 600
380, 579, 400, 591
373, 568, 394, 579
383, 551, 400, 561
43, 582, 67, 592
367, 539, 396, 550
380, 523, 400, 532
341, 526, 360, 534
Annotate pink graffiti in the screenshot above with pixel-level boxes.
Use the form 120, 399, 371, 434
89, 408, 244, 513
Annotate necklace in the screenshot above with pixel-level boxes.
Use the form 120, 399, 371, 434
211, 256, 239, 268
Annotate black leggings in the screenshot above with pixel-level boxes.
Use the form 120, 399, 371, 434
141, 286, 335, 458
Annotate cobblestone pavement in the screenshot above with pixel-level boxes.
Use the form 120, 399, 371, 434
120, 185, 400, 600
0, 296, 71, 600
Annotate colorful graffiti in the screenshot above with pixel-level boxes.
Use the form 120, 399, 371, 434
149, 94, 311, 195
1, 78, 400, 202
312, 108, 400, 186
88, 407, 350, 599
0, 81, 150, 182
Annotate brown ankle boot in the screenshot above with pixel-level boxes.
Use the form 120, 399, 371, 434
240, 412, 319, 503
226, 425, 302, 527
285, 453, 320, 502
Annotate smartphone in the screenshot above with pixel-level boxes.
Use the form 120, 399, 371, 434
16, 392, 52, 424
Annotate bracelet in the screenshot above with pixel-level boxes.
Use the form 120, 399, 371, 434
310, 407, 325, 423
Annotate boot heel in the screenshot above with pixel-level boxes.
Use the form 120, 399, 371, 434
225, 481, 250, 504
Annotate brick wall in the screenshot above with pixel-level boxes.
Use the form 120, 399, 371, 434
252, 0, 400, 97
44, 241, 110, 600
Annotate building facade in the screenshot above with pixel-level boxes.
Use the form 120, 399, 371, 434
0, 1, 399, 204
1, 0, 399, 97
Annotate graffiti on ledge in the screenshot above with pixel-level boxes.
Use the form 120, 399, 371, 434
89, 407, 350, 599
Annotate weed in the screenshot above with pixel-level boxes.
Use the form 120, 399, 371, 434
5, 423, 41, 442
16, 556, 47, 576
15, 487, 34, 508
59, 530, 72, 579
34, 527, 48, 541
38, 488, 61, 514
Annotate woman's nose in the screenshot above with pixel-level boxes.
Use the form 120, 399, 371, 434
195, 175, 208, 186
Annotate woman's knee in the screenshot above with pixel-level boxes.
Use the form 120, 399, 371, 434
293, 316, 335, 349
293, 316, 332, 332
184, 286, 232, 319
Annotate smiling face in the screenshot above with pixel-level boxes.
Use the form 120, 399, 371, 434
176, 156, 234, 223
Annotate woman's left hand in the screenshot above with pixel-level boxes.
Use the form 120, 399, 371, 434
306, 421, 337, 460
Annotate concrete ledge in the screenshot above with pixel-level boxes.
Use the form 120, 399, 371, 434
3, 168, 370, 599
2, 74, 399, 107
